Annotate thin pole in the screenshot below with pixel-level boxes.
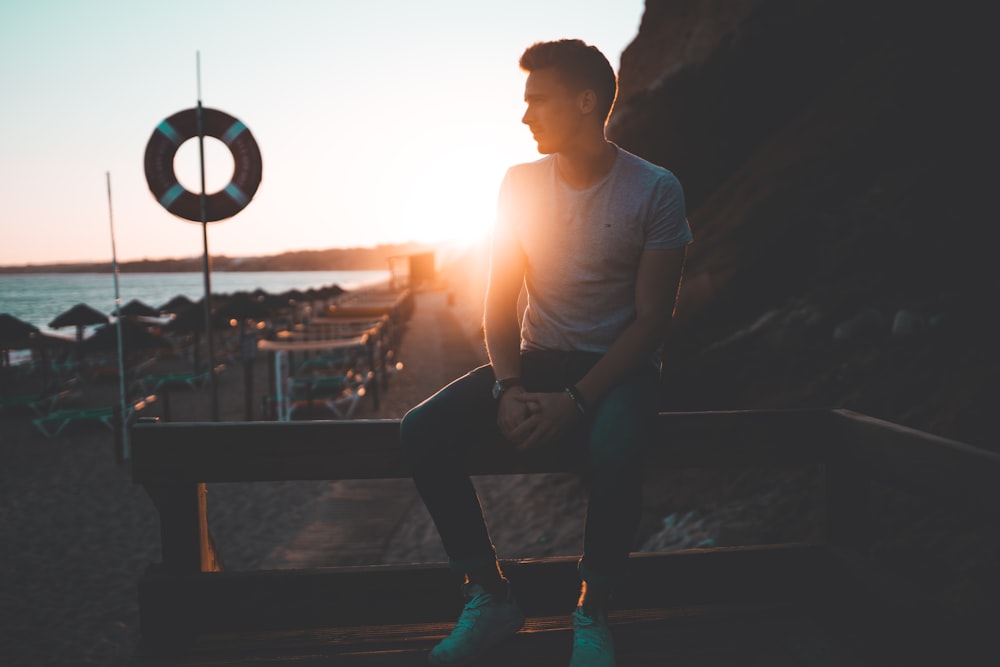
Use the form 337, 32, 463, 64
106, 172, 130, 460
196, 50, 219, 420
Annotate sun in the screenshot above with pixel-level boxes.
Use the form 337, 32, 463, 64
397, 153, 501, 245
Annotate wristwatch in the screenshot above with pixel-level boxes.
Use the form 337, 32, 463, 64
491, 376, 523, 400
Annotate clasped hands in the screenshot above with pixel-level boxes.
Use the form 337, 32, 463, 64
496, 386, 582, 451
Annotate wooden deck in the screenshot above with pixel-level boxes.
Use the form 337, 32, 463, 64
129, 410, 999, 665
133, 606, 869, 666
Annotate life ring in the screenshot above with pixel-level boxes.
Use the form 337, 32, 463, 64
144, 107, 262, 223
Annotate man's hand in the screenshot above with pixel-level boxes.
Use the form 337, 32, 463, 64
496, 386, 532, 442
505, 390, 582, 451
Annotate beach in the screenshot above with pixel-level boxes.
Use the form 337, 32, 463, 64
0, 263, 866, 666
0, 277, 478, 665
0, 258, 590, 665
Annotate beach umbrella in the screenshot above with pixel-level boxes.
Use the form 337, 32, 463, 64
158, 294, 195, 314
25, 331, 76, 385
0, 313, 40, 368
163, 300, 231, 373
164, 300, 246, 333
282, 289, 307, 303
49, 303, 110, 343
163, 303, 206, 334
81, 319, 172, 358
322, 284, 346, 299
0, 313, 39, 346
216, 294, 271, 326
118, 299, 159, 318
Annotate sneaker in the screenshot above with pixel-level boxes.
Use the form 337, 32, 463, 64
428, 582, 525, 665
570, 605, 615, 667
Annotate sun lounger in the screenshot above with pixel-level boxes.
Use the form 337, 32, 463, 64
32, 394, 156, 438
133, 364, 225, 394
136, 370, 208, 394
283, 371, 370, 420
0, 388, 78, 417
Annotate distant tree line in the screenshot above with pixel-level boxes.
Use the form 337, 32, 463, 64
0, 242, 433, 274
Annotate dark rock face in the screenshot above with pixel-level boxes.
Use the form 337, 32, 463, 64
609, 0, 996, 448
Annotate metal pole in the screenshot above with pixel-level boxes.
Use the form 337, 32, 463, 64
106, 172, 131, 460
196, 51, 219, 421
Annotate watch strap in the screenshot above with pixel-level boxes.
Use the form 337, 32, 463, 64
493, 376, 523, 399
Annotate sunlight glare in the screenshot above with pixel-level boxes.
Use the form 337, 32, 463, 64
399, 151, 500, 244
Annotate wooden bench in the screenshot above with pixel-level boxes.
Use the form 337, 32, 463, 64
130, 409, 1000, 664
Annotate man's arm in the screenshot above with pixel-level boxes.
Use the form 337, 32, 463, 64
575, 245, 686, 405
483, 226, 531, 440
509, 246, 686, 449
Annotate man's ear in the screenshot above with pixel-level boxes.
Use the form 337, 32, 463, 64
577, 89, 597, 115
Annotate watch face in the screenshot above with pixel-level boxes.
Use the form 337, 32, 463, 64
492, 380, 503, 400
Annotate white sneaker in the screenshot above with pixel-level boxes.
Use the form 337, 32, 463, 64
570, 605, 615, 667
428, 582, 525, 665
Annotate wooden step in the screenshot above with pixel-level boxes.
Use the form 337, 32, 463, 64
135, 602, 866, 666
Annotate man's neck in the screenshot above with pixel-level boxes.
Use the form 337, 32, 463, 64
555, 139, 617, 190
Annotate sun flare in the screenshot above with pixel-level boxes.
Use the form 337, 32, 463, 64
397, 152, 501, 245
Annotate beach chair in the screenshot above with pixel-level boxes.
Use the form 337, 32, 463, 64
0, 390, 74, 417
322, 383, 366, 418
285, 372, 368, 420
32, 395, 156, 438
135, 369, 209, 394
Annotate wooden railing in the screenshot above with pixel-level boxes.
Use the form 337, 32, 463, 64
131, 409, 1000, 645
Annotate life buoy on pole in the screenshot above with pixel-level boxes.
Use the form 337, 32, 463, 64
144, 107, 262, 222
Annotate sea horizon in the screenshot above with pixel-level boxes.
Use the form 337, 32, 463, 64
0, 270, 390, 336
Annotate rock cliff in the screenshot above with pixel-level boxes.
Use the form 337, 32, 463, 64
609, 0, 996, 448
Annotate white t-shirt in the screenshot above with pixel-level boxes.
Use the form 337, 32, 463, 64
494, 145, 692, 354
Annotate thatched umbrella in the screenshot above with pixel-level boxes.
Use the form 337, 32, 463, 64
0, 315, 74, 389
216, 293, 271, 327
81, 318, 172, 357
49, 302, 110, 344
118, 299, 159, 319
0, 313, 40, 369
322, 284, 346, 299
214, 293, 273, 421
163, 300, 231, 373
158, 294, 195, 315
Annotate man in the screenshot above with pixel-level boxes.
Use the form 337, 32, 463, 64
400, 39, 691, 666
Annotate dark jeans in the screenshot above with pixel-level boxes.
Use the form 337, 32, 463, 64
400, 350, 659, 590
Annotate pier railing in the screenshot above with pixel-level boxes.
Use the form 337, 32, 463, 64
131, 409, 1000, 656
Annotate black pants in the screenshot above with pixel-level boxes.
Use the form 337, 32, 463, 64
400, 351, 658, 589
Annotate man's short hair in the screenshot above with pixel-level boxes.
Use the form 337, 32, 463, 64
519, 39, 618, 122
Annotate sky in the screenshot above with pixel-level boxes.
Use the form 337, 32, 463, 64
0, 0, 645, 266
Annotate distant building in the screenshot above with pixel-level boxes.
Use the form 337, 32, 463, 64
387, 251, 435, 290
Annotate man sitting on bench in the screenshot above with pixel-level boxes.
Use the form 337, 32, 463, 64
400, 39, 691, 666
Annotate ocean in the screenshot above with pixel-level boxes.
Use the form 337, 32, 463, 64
0, 270, 389, 336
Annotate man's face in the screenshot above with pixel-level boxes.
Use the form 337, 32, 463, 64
521, 68, 586, 154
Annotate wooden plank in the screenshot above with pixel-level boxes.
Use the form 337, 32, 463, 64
132, 420, 405, 483
832, 409, 1000, 516
134, 604, 843, 666
137, 545, 825, 644
131, 409, 835, 484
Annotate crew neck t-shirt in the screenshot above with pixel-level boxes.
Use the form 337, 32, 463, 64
494, 145, 692, 354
